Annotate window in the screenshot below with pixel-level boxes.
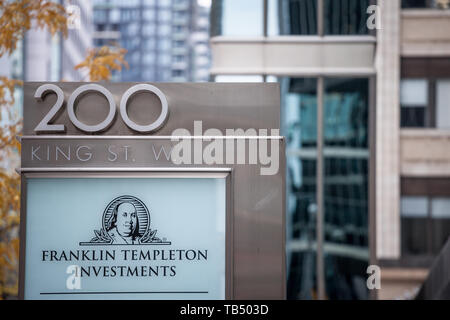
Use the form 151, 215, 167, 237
158, 25, 171, 37
402, 0, 450, 9
143, 53, 155, 65
213, 76, 371, 300
173, 40, 185, 48
401, 196, 450, 256
93, 9, 107, 23
172, 70, 184, 77
436, 80, 450, 129
402, 0, 429, 7
401, 178, 450, 261
143, 24, 156, 36
158, 9, 171, 22
401, 196, 429, 255
143, 9, 155, 20
158, 54, 171, 66
158, 0, 171, 7
173, 55, 185, 63
127, 23, 139, 35
282, 78, 318, 300
323, 78, 369, 300
324, 0, 371, 35
401, 58, 450, 128
143, 38, 155, 50
281, 77, 371, 300
213, 0, 263, 36
110, 9, 120, 23
400, 79, 428, 127
212, 0, 373, 37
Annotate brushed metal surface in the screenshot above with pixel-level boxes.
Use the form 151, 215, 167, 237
19, 82, 286, 300
23, 82, 280, 136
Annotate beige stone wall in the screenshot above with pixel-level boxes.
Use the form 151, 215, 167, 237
401, 130, 450, 177
402, 10, 450, 56
379, 268, 428, 300
210, 37, 376, 76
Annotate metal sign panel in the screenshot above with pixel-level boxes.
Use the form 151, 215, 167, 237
19, 82, 285, 300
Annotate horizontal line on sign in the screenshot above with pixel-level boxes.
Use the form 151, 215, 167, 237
40, 291, 209, 295
78, 242, 172, 246
19, 135, 284, 140
17, 167, 233, 173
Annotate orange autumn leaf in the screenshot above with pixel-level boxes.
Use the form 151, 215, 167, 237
0, 0, 70, 299
0, 0, 69, 56
0, 1, 129, 300
75, 45, 129, 81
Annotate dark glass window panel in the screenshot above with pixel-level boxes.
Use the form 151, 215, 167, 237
324, 158, 368, 247
431, 198, 450, 254
283, 0, 318, 35
432, 218, 450, 254
401, 107, 426, 127
324, 78, 369, 148
324, 255, 369, 300
282, 77, 318, 300
288, 158, 317, 239
323, 78, 370, 300
401, 217, 429, 255
287, 158, 317, 300
324, 0, 370, 35
402, 0, 434, 8
283, 78, 318, 149
287, 251, 317, 299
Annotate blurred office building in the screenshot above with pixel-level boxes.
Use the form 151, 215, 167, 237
24, 0, 94, 81
1, 0, 93, 106
210, 0, 450, 299
0, 0, 93, 170
92, 0, 211, 82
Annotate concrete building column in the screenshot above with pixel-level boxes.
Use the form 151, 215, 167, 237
376, 0, 401, 259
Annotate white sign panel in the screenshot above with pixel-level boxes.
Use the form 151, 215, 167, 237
24, 177, 226, 300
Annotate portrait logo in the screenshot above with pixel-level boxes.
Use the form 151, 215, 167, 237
80, 195, 171, 246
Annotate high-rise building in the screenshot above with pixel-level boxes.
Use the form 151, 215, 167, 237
92, 0, 211, 82
0, 0, 93, 171
210, 0, 450, 300
24, 0, 93, 81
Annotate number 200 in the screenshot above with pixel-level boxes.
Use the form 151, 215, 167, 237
34, 83, 169, 133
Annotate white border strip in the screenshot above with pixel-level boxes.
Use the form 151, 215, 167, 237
19, 135, 284, 140
17, 167, 233, 173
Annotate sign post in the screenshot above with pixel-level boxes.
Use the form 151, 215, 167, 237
18, 82, 285, 300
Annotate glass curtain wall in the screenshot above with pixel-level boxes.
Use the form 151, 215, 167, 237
323, 78, 369, 299
282, 78, 369, 299
212, 0, 372, 36
211, 0, 373, 300
283, 78, 318, 299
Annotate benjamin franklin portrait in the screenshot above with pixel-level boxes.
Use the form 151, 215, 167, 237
103, 196, 150, 244
79, 195, 168, 246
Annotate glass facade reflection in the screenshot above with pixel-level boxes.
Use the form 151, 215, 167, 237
323, 78, 369, 299
283, 78, 318, 299
278, 0, 318, 35
324, 0, 371, 35
213, 0, 372, 36
211, 0, 373, 299
283, 78, 370, 299
93, 0, 211, 82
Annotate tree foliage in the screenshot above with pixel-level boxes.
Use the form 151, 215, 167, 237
0, 0, 68, 56
0, 0, 127, 299
0, 0, 69, 300
75, 45, 128, 81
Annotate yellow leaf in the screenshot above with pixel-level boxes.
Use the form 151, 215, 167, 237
76, 45, 129, 81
